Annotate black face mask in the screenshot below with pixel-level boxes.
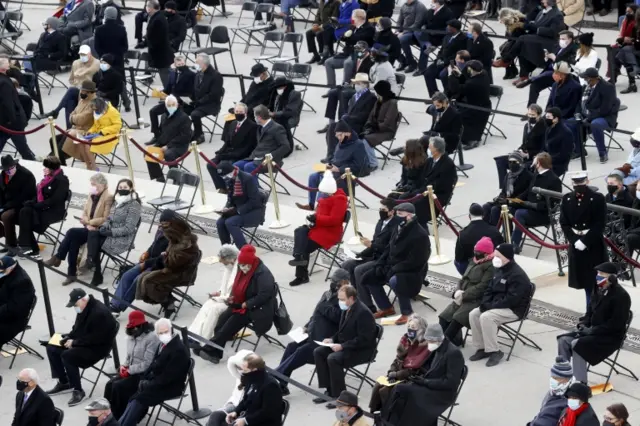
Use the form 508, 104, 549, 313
379, 209, 389, 221
508, 162, 521, 172
473, 251, 485, 261
235, 113, 245, 122
329, 280, 340, 292
16, 380, 29, 392
545, 118, 554, 127
117, 189, 131, 196
631, 139, 640, 148
607, 185, 619, 195
80, 92, 88, 100
574, 185, 587, 194
435, 107, 445, 113
528, 117, 537, 124
87, 417, 100, 426
627, 13, 634, 18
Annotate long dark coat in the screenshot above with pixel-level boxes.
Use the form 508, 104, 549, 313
439, 260, 494, 328
448, 71, 491, 144
0, 264, 35, 345
146, 11, 174, 69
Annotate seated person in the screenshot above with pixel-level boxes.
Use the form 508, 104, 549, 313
467, 23, 495, 79
527, 357, 574, 426
185, 54, 224, 145
0, 256, 35, 350
92, 54, 123, 109
342, 198, 402, 311
443, 237, 496, 344
62, 97, 122, 171
361, 80, 400, 170
448, 60, 491, 150
603, 404, 632, 426
289, 171, 348, 286
482, 151, 532, 226
17, 157, 70, 258
103, 311, 160, 418
145, 95, 192, 182
84, 398, 118, 426
45, 173, 112, 284
13, 77, 33, 126
236, 63, 274, 119
304, 0, 340, 64
85, 179, 142, 286
188, 245, 239, 349
605, 172, 633, 209
369, 315, 430, 413
365, 203, 430, 324
380, 324, 464, 426
496, 8, 527, 80
135, 215, 199, 315
313, 285, 377, 404
199, 245, 276, 364
206, 103, 258, 191
523, 31, 578, 105
567, 68, 619, 164
454, 205, 503, 275
436, 49, 471, 98
58, 0, 95, 43
544, 107, 573, 175
545, 62, 582, 127
334, 391, 370, 426
518, 103, 546, 161
13, 367, 56, 425
314, 0, 359, 63
267, 77, 303, 154
212, 354, 284, 426
119, 318, 190, 426
110, 210, 177, 314
165, 1, 187, 52
557, 262, 631, 384
609, 5, 639, 94
29, 18, 68, 73
45, 44, 99, 126
468, 243, 531, 367
0, 156, 36, 253
368, 44, 398, 94
398, 0, 447, 74
214, 162, 267, 249
390, 139, 429, 201
424, 92, 462, 155
46, 288, 118, 406
424, 20, 468, 96
276, 269, 349, 394
373, 18, 401, 65
148, 55, 196, 141
556, 383, 599, 426
616, 128, 640, 186
573, 32, 599, 86
510, 152, 562, 250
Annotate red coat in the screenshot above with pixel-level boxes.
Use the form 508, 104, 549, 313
309, 189, 348, 249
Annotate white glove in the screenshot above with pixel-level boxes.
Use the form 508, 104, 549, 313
453, 290, 463, 305
344, 30, 353, 38
574, 240, 587, 251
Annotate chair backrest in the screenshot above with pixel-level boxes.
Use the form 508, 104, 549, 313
27, 294, 38, 323
290, 63, 311, 79
193, 24, 211, 35
26, 42, 37, 52
6, 11, 23, 22
489, 84, 503, 98
281, 399, 290, 425
395, 72, 406, 87
456, 365, 468, 397
125, 50, 141, 61
210, 25, 230, 44
272, 61, 292, 76
166, 168, 184, 185
54, 407, 64, 426
241, 1, 257, 11
264, 30, 284, 43
283, 32, 303, 44
181, 171, 200, 188
256, 3, 275, 14
522, 282, 536, 319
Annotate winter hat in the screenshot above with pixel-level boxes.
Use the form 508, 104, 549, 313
237, 244, 257, 264
216, 161, 235, 176
159, 209, 176, 223
550, 356, 573, 379
354, 40, 369, 52
565, 382, 591, 401
394, 202, 415, 214
101, 53, 115, 66
373, 80, 394, 99
126, 310, 147, 329
469, 203, 483, 217
330, 268, 350, 283
79, 44, 91, 55
45, 17, 60, 30
446, 19, 462, 31
334, 120, 351, 134
104, 6, 118, 21
508, 151, 524, 164
0, 256, 16, 270
425, 324, 444, 341
165, 0, 177, 9
474, 237, 494, 255
378, 17, 392, 31
496, 243, 515, 260
466, 60, 484, 72
318, 170, 337, 195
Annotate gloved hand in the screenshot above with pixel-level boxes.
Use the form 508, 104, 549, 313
84, 133, 100, 140
579, 326, 592, 336
306, 214, 316, 224
387, 372, 397, 380
574, 240, 587, 251
99, 228, 113, 237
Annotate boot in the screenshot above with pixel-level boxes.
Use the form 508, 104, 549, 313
621, 70, 637, 94
91, 269, 103, 286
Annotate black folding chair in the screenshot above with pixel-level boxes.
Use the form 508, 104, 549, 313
482, 85, 507, 145
54, 407, 65, 426
147, 170, 204, 233
36, 190, 72, 253
231, 3, 276, 54
1, 295, 44, 369
289, 63, 315, 113
271, 61, 292, 77
202, 87, 226, 142
395, 73, 409, 125
439, 365, 468, 426
148, 358, 196, 426
80, 322, 120, 397
184, 25, 237, 72
309, 211, 351, 280
498, 282, 542, 361
281, 399, 290, 425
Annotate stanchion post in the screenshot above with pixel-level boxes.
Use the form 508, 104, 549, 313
501, 204, 512, 243
128, 67, 144, 130
345, 168, 362, 246
100, 290, 121, 369
266, 154, 289, 229
48, 117, 59, 160
191, 142, 215, 214
120, 129, 145, 199
238, 75, 247, 99
427, 185, 451, 265
37, 261, 56, 337
578, 121, 587, 171
180, 328, 213, 420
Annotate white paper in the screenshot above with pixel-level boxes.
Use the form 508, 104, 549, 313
288, 327, 309, 344
314, 340, 334, 347
343, 247, 361, 260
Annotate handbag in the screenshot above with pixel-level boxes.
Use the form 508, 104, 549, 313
273, 285, 293, 335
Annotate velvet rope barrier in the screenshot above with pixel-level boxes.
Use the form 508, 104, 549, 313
510, 216, 570, 250
273, 164, 318, 192
55, 125, 119, 145
129, 138, 192, 166
496, 215, 503, 232
433, 197, 460, 237
0, 123, 46, 135
604, 237, 640, 270
199, 152, 217, 168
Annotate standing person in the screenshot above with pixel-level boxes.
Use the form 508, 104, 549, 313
0, 156, 36, 254
145, 0, 174, 86
0, 57, 35, 161
12, 368, 55, 426
559, 171, 608, 307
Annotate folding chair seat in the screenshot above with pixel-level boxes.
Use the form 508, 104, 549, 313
152, 173, 205, 234
147, 358, 196, 426
290, 63, 315, 112
1, 295, 44, 369
54, 407, 64, 426
374, 113, 403, 170
270, 32, 303, 64
36, 190, 72, 253
309, 211, 350, 280
231, 3, 276, 54
482, 85, 507, 145
439, 365, 468, 426
189, 26, 237, 73
80, 322, 120, 397
159, 250, 203, 320
254, 31, 285, 62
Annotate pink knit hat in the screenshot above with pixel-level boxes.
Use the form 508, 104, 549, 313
474, 237, 494, 254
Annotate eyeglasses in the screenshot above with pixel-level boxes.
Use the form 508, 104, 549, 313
603, 416, 617, 423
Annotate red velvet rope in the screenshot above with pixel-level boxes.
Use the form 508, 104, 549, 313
496, 215, 503, 232
605, 237, 640, 269
129, 138, 192, 166
434, 197, 461, 237
510, 216, 570, 250
55, 125, 119, 145
0, 123, 46, 135
273, 164, 318, 192
199, 152, 217, 168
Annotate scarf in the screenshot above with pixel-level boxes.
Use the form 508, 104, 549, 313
473, 252, 494, 265
620, 17, 636, 39
37, 169, 62, 202
232, 170, 243, 197
230, 258, 259, 314
505, 166, 524, 197
559, 402, 589, 426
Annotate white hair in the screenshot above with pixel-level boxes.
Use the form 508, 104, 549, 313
197, 53, 211, 65
218, 244, 239, 262
90, 172, 108, 186
235, 102, 248, 113
155, 318, 172, 332
20, 368, 39, 384
165, 95, 178, 106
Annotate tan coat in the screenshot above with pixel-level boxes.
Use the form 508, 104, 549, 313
557, 0, 585, 27
82, 189, 113, 227
62, 93, 97, 161
69, 57, 100, 87
332, 415, 371, 426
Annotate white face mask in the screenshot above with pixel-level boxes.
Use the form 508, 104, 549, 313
158, 333, 172, 344
74, 306, 83, 314
492, 257, 503, 268
636, 190, 640, 199
559, 39, 569, 48
254, 76, 262, 84
239, 264, 252, 274
567, 399, 581, 411
277, 88, 285, 95
93, 112, 104, 121
114, 194, 129, 205
427, 342, 441, 351
354, 83, 366, 92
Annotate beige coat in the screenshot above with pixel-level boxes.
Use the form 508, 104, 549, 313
81, 189, 113, 227
62, 93, 97, 161
69, 57, 100, 87
332, 415, 371, 426
557, 0, 584, 27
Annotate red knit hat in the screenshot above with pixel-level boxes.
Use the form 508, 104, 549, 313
126, 310, 147, 329
474, 236, 494, 255
238, 245, 257, 264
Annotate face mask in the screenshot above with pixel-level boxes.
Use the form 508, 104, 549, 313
88, 417, 100, 426
356, 51, 364, 58
16, 380, 28, 391
632, 139, 640, 148
167, 106, 177, 116
335, 409, 352, 422
406, 329, 417, 339
80, 55, 89, 63
574, 185, 587, 194
74, 306, 83, 314
100, 63, 110, 72
549, 377, 561, 390
254, 76, 262, 84
117, 189, 131, 196
80, 92, 88, 100
545, 118, 554, 127
528, 117, 537, 124
559, 39, 569, 48
94, 112, 103, 121
276, 88, 285, 95
354, 83, 366, 93
375, 26, 382, 32
466, 32, 473, 39
603, 422, 616, 426
567, 399, 582, 411
492, 257, 503, 268
456, 61, 465, 69
435, 107, 445, 113
379, 209, 389, 221
235, 113, 245, 122
596, 274, 608, 286
239, 264, 252, 274
90, 186, 98, 195
158, 333, 172, 344
339, 300, 349, 310
607, 185, 618, 195
43, 23, 48, 30
508, 162, 520, 172
428, 149, 433, 158
329, 280, 340, 292
427, 342, 441, 351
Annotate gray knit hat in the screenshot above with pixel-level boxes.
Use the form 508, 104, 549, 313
330, 268, 350, 283
45, 17, 60, 30
104, 6, 118, 21
551, 356, 573, 379
425, 324, 444, 341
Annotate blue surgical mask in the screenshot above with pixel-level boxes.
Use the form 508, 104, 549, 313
338, 301, 349, 311
166, 106, 177, 116
466, 32, 473, 39
406, 329, 417, 339
549, 378, 560, 390
80, 55, 89, 63
99, 63, 110, 72
567, 399, 582, 410
74, 306, 83, 314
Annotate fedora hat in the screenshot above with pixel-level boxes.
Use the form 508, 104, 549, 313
350, 73, 369, 84
80, 80, 97, 92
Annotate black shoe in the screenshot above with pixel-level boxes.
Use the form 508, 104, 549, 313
200, 351, 221, 364
600, 154, 608, 164
125, 106, 132, 113
389, 147, 405, 156
0, 247, 9, 254
326, 402, 338, 409
67, 390, 86, 407
320, 157, 332, 164
404, 65, 416, 74
288, 257, 309, 267
192, 347, 201, 356
47, 381, 71, 395
289, 276, 310, 286
485, 350, 504, 367
317, 124, 329, 134
135, 40, 146, 49
280, 385, 290, 396
318, 58, 326, 66
195, 134, 206, 144
44, 110, 59, 119
412, 69, 424, 77
312, 391, 330, 404
91, 271, 104, 286
306, 55, 321, 64
469, 349, 490, 361
145, 137, 157, 146
621, 84, 637, 94
462, 141, 480, 150
320, 92, 329, 99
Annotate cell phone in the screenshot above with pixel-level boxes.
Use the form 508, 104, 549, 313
357, 231, 364, 238
450, 60, 455, 67
73, 215, 82, 221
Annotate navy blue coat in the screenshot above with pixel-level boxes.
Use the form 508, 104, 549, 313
546, 77, 582, 120
579, 79, 618, 128
305, 290, 342, 341
545, 121, 573, 176
332, 134, 368, 177
224, 170, 266, 220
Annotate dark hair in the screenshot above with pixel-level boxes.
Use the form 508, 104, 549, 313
456, 50, 470, 61
254, 104, 270, 120
43, 155, 61, 170
339, 284, 358, 299
470, 22, 482, 34
527, 103, 542, 115
402, 139, 428, 168
116, 178, 141, 203
546, 107, 562, 119
244, 353, 266, 370
607, 403, 629, 421
380, 198, 395, 211
559, 30, 574, 39
607, 173, 623, 184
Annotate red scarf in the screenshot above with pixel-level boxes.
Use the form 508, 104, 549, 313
559, 403, 589, 426
232, 169, 243, 197
620, 18, 636, 39
37, 169, 62, 202
230, 258, 259, 314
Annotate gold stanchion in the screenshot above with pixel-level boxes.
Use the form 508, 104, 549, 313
501, 204, 511, 243
427, 185, 451, 265
345, 168, 362, 246
265, 154, 289, 229
120, 128, 145, 199
48, 117, 59, 160
191, 142, 215, 214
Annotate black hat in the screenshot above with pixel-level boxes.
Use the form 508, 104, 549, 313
164, 0, 177, 8
394, 202, 415, 214
250, 63, 267, 77
43, 157, 61, 170
335, 390, 358, 407
547, 107, 562, 119
466, 60, 484, 72
159, 209, 176, 223
1, 155, 17, 170
216, 161, 235, 176
101, 53, 115, 66
66, 288, 87, 307
578, 32, 594, 47
80, 80, 97, 92
373, 80, 394, 99
446, 19, 462, 30
469, 203, 483, 217
271, 76, 288, 89
579, 68, 599, 79
378, 17, 392, 30
595, 262, 618, 274
496, 243, 515, 260
565, 382, 592, 402
334, 120, 351, 133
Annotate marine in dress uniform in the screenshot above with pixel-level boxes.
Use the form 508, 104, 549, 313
559, 171, 608, 307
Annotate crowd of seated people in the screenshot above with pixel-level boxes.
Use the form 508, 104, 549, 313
455, 204, 503, 275
423, 19, 468, 96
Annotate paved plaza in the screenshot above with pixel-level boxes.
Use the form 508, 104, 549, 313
0, 2, 639, 425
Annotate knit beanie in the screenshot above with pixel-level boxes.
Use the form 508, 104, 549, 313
104, 6, 118, 21
508, 151, 524, 164
318, 170, 337, 195
551, 356, 573, 379
474, 237, 494, 255
425, 324, 444, 341
496, 243, 515, 260
237, 245, 257, 264
159, 209, 176, 223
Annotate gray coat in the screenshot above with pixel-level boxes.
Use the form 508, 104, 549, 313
100, 197, 142, 255
124, 330, 161, 375
438, 260, 494, 328
248, 120, 290, 166
398, 0, 428, 30
61, 0, 95, 42
527, 392, 567, 426
369, 62, 399, 95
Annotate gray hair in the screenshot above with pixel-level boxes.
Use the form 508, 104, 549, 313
218, 244, 239, 262
197, 53, 211, 65
235, 102, 248, 113
429, 137, 446, 154
90, 172, 108, 186
92, 97, 108, 113
174, 55, 185, 63
432, 92, 448, 104
19, 368, 39, 384
527, 103, 542, 115
254, 104, 269, 120
408, 314, 428, 341
154, 318, 172, 332
147, 0, 160, 10
165, 95, 178, 107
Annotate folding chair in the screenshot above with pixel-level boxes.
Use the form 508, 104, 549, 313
0, 11, 24, 54
281, 399, 290, 425
585, 120, 624, 154
309, 211, 350, 280
234, 1, 258, 26
80, 322, 120, 397
233, 285, 286, 351
255, 31, 285, 62
374, 112, 403, 170
290, 2, 316, 30
36, 190, 72, 253
271, 61, 292, 77
54, 407, 64, 425
231, 3, 276, 54
482, 85, 507, 145
289, 63, 315, 112
587, 310, 638, 390
161, 250, 203, 320
497, 282, 542, 361
182, 24, 212, 60
147, 169, 189, 232
395, 73, 409, 125
153, 172, 205, 233
202, 87, 226, 142
136, 52, 159, 105
1, 295, 44, 369
70, 146, 128, 174
240, 191, 273, 251
271, 32, 303, 64
186, 25, 237, 73
439, 365, 468, 426
147, 358, 196, 426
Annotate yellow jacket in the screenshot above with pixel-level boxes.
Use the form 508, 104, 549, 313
87, 103, 122, 155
